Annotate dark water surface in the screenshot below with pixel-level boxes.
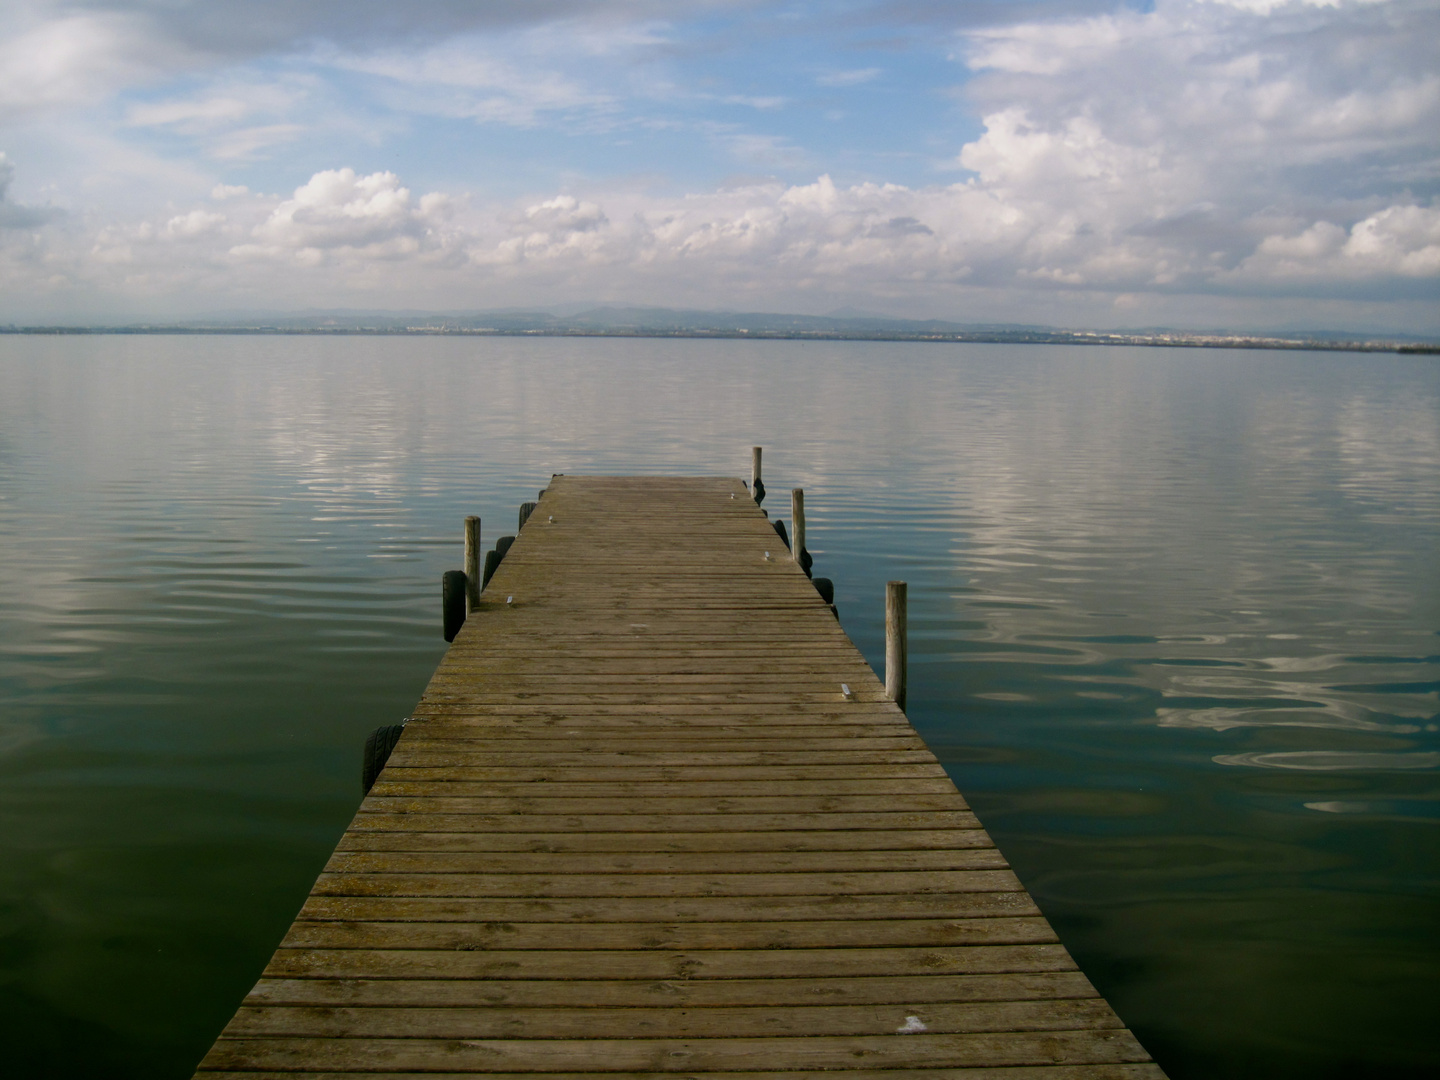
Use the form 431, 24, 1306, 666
0, 335, 1436, 1077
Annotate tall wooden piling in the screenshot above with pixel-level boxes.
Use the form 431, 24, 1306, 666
886, 579, 908, 710
751, 445, 762, 491
791, 487, 806, 564
463, 516, 481, 613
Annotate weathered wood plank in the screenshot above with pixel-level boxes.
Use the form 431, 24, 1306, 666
357, 793, 972, 814
402, 722, 916, 736
223, 998, 1123, 1039
381, 755, 944, 771
335, 827, 991, 852
396, 734, 929, 750
243, 970, 1097, 1008
309, 868, 1021, 898
261, 943, 1080, 981
292, 892, 1042, 923
370, 766, 953, 784
199, 1030, 1153, 1071
279, 916, 1057, 951
349, 810, 980, 832
408, 703, 900, 717
364, 780, 966, 799
318, 848, 1006, 875
197, 1065, 1167, 1080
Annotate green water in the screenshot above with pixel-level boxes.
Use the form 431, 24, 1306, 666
0, 335, 1436, 1077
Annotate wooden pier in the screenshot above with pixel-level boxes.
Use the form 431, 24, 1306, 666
197, 474, 1164, 1077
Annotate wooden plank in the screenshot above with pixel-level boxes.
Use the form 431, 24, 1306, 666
318, 849, 1006, 874
385, 749, 943, 766
349, 810, 980, 832
199, 1030, 1153, 1071
260, 943, 1080, 980
335, 828, 992, 852
355, 793, 972, 813
413, 696, 899, 706
407, 703, 903, 716
222, 998, 1123, 1038
245, 971, 1097, 1008
395, 735, 930, 750
196, 1062, 1168, 1080
195, 475, 1162, 1078
293, 893, 1042, 923
308, 868, 1023, 897
279, 916, 1058, 951
412, 718, 899, 736
358, 789, 967, 806
386, 755, 927, 767
365, 771, 956, 789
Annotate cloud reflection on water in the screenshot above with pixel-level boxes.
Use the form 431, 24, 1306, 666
1217, 751, 1440, 771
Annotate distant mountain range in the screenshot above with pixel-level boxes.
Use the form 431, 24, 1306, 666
4, 306, 1436, 353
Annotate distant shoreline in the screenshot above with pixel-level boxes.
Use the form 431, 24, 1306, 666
2, 325, 1435, 354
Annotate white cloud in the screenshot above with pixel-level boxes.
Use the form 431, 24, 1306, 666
329, 35, 615, 128
0, 1, 701, 86
126, 96, 252, 129
232, 168, 456, 264
0, 10, 190, 120
469, 175, 973, 289
1234, 205, 1440, 281
1204, 0, 1385, 12
525, 195, 608, 233
937, 0, 1440, 294
716, 132, 810, 169
720, 95, 788, 110
484, 195, 613, 267
124, 79, 306, 130
164, 209, 225, 239
0, 151, 61, 228
118, 79, 314, 160
816, 68, 880, 87
207, 124, 306, 161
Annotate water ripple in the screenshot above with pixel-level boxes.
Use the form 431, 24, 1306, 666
1215, 751, 1440, 771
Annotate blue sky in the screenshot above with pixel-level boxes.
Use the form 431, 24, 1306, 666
0, 0, 1436, 331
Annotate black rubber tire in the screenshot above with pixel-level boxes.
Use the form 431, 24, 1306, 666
752, 477, 766, 505
772, 519, 790, 550
362, 723, 405, 794
518, 502, 538, 529
799, 547, 814, 576
442, 570, 467, 642
482, 548, 500, 588
812, 576, 834, 605
495, 535, 515, 559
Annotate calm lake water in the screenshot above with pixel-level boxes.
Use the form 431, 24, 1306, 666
0, 335, 1436, 1077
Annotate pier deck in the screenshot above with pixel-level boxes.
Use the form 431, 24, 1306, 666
197, 475, 1163, 1077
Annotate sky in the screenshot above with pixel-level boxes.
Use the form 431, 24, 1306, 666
0, 0, 1436, 332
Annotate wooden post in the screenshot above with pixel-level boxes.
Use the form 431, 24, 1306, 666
463, 516, 481, 613
750, 447, 767, 506
791, 488, 805, 563
886, 581, 907, 709
442, 571, 467, 642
